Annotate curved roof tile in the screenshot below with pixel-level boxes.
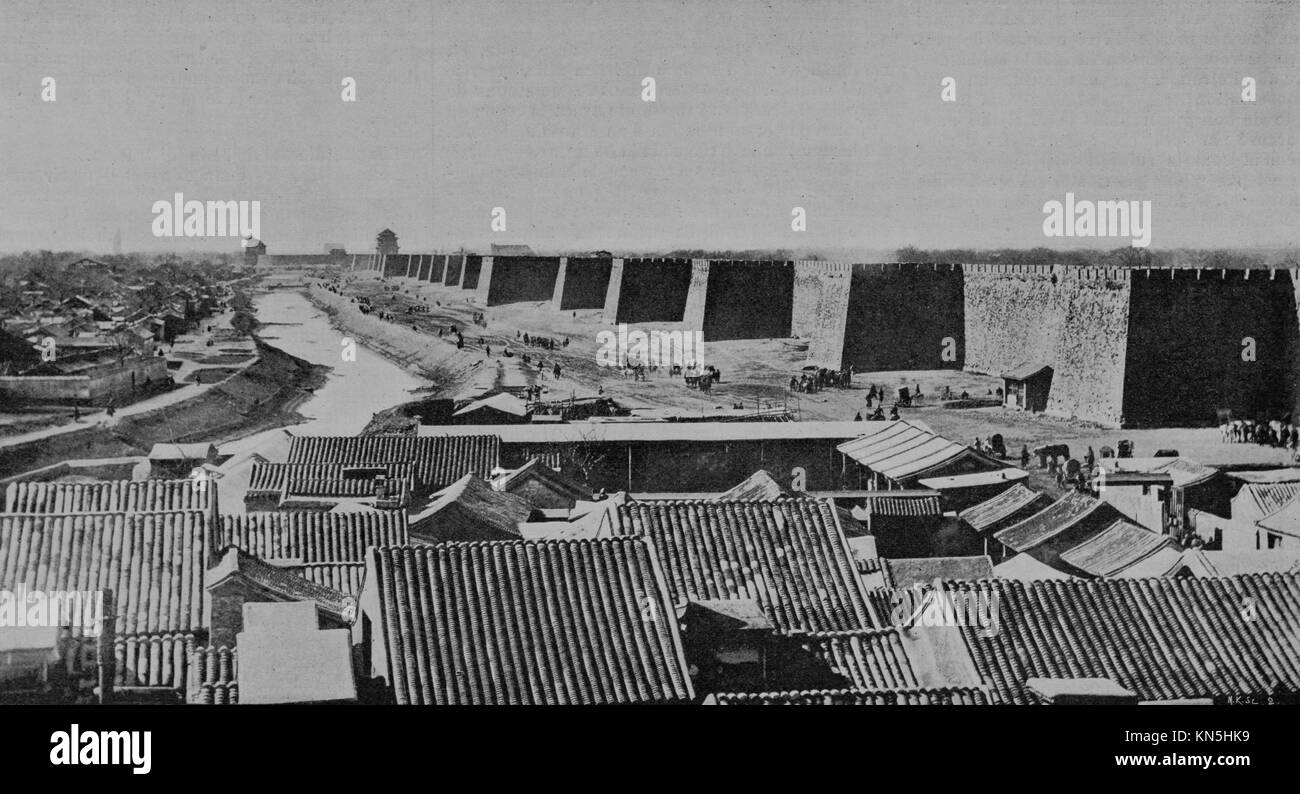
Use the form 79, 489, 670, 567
369, 538, 693, 705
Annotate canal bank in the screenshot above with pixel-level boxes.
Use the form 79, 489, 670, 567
252, 289, 432, 435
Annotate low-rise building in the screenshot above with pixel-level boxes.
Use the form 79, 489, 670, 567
352, 538, 694, 704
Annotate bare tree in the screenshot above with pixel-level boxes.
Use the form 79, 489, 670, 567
556, 426, 608, 486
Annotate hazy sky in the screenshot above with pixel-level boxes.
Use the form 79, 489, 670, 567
0, 0, 1296, 255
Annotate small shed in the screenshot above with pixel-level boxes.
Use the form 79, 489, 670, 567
452, 392, 529, 425
1093, 469, 1172, 532
148, 442, 218, 479
1002, 363, 1053, 414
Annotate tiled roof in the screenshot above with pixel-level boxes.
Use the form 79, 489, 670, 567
852, 539, 882, 575
801, 629, 920, 689
4, 479, 213, 515
717, 472, 866, 537
1254, 500, 1300, 539
710, 687, 991, 705
866, 587, 894, 621
0, 511, 208, 637
718, 470, 792, 501
286, 434, 500, 490
111, 632, 197, 692
959, 484, 1052, 534
247, 461, 414, 497
952, 574, 1300, 704
188, 645, 238, 704
1233, 482, 1300, 524
492, 458, 591, 503
369, 539, 693, 704
287, 478, 410, 504
214, 510, 408, 562
207, 548, 351, 621
1058, 520, 1178, 577
293, 561, 367, 595
865, 493, 941, 517
686, 597, 773, 630
245, 461, 288, 494
412, 474, 533, 541
1002, 362, 1053, 381
883, 556, 995, 588
994, 491, 1119, 553
615, 499, 879, 632
1227, 469, 1300, 484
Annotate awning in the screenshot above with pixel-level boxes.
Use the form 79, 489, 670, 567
959, 484, 1051, 533
836, 420, 1001, 483
994, 491, 1111, 553
1059, 519, 1177, 577
918, 468, 1029, 490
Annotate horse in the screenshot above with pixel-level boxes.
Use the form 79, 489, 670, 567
1033, 443, 1071, 470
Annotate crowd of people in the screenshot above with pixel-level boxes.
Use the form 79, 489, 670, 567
1221, 417, 1300, 452
789, 367, 853, 394
683, 363, 718, 392
516, 330, 568, 351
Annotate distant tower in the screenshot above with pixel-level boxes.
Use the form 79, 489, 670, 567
376, 228, 399, 257
242, 235, 266, 267
112, 228, 122, 255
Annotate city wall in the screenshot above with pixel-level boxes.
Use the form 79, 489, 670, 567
841, 263, 966, 372
461, 255, 484, 290
963, 264, 1131, 426
281, 247, 1300, 429
483, 256, 561, 306
793, 261, 852, 368
381, 254, 409, 278
695, 260, 795, 341
553, 257, 613, 310
443, 254, 463, 286
1123, 268, 1298, 426
612, 258, 693, 324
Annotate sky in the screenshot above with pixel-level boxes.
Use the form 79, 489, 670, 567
0, 0, 1296, 255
